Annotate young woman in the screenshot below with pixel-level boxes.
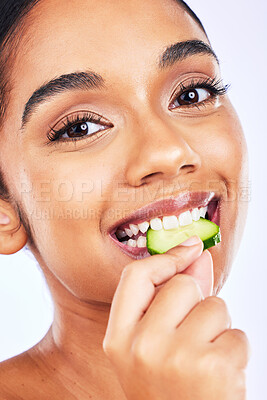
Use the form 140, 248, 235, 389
0, 0, 250, 398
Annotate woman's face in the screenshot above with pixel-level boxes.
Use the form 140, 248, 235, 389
2, 0, 248, 301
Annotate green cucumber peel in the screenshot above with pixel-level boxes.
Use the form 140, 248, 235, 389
146, 217, 221, 255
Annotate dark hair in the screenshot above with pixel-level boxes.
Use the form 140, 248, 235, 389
0, 0, 42, 246
0, 0, 206, 201
178, 1, 208, 39
0, 0, 41, 202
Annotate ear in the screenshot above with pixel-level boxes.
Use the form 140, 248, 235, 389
0, 200, 28, 255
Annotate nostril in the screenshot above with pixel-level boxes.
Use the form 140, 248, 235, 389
144, 172, 160, 179
141, 172, 162, 184
180, 164, 196, 172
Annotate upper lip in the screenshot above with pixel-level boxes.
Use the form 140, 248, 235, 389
108, 191, 220, 235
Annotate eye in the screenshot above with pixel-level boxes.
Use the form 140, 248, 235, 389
173, 88, 211, 107
169, 77, 230, 110
47, 111, 113, 144
61, 121, 105, 139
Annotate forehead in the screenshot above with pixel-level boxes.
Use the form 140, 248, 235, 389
12, 0, 207, 83
6, 0, 209, 132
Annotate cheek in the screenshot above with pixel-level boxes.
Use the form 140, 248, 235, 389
15, 150, 123, 300
195, 106, 249, 293
194, 106, 248, 193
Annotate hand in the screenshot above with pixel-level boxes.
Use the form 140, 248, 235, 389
103, 236, 251, 400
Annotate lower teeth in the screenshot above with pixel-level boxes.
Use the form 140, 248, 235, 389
119, 236, 147, 248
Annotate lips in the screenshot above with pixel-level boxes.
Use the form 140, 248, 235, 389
108, 191, 221, 260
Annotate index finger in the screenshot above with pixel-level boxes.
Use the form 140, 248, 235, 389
104, 237, 203, 341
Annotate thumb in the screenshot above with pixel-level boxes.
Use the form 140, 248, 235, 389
182, 249, 214, 298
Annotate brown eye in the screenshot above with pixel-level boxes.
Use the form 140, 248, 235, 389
62, 122, 105, 139
66, 123, 89, 138
173, 88, 211, 107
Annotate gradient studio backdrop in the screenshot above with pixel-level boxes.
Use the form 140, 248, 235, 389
0, 1, 266, 398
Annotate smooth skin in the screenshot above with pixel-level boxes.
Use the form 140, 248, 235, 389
0, 0, 249, 398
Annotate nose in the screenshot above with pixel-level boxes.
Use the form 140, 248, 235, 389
125, 116, 202, 187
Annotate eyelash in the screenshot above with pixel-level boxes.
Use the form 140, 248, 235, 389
47, 77, 229, 144
47, 112, 109, 144
170, 77, 229, 110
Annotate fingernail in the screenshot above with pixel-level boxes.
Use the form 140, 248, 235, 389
0, 212, 10, 225
180, 235, 201, 246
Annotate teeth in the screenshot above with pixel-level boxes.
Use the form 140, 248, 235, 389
191, 208, 200, 222
138, 221, 150, 233
116, 229, 127, 239
125, 228, 134, 238
178, 210, 193, 227
121, 241, 128, 245
129, 224, 139, 235
137, 236, 147, 248
150, 217, 163, 231
162, 215, 179, 230
199, 206, 208, 218
117, 204, 210, 238
127, 239, 137, 247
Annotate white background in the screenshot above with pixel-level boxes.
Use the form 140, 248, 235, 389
0, 1, 266, 398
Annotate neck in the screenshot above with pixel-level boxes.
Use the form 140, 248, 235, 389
31, 257, 126, 400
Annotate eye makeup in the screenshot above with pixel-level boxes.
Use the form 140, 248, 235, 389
45, 76, 229, 145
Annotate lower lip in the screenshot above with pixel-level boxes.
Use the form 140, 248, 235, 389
109, 234, 151, 259
109, 200, 221, 260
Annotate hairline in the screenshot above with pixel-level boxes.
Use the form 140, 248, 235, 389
0, 0, 209, 251
0, 0, 208, 125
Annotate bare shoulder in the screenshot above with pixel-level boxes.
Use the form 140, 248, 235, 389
0, 350, 37, 399
0, 329, 62, 400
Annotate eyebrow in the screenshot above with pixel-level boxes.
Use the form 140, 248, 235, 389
21, 40, 218, 129
21, 71, 106, 129
158, 39, 219, 69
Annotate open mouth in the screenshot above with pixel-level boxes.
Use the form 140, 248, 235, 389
109, 194, 220, 260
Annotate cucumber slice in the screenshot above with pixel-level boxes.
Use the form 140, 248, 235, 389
146, 218, 221, 255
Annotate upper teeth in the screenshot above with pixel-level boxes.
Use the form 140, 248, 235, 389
125, 228, 134, 237
150, 217, 163, 231
129, 223, 139, 235
138, 221, 150, 233
178, 210, 192, 226
199, 207, 207, 218
191, 208, 200, 221
163, 215, 179, 230
116, 205, 208, 248
150, 206, 207, 230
